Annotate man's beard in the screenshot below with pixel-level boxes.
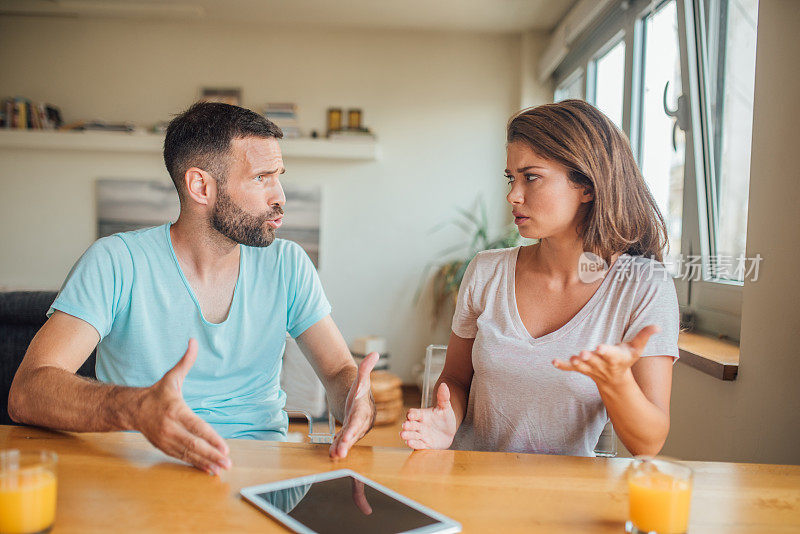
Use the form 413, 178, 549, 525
210, 186, 283, 247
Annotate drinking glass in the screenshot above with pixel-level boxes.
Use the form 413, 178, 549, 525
626, 456, 692, 534
0, 450, 58, 534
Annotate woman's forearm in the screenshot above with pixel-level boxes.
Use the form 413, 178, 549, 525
597, 370, 669, 456
435, 374, 470, 427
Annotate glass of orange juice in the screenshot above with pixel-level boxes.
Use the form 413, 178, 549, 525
626, 456, 693, 534
0, 450, 57, 534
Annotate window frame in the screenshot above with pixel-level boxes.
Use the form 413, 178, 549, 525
551, 0, 743, 341
554, 66, 587, 102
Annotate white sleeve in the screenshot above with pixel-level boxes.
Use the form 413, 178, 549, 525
622, 267, 680, 360
451, 255, 480, 339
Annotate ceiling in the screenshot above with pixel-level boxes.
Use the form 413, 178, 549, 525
0, 0, 578, 33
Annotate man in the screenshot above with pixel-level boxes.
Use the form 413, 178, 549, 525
8, 102, 377, 475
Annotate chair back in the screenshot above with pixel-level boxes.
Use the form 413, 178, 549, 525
421, 344, 447, 408
284, 409, 336, 444
282, 335, 334, 443
594, 420, 617, 457
0, 291, 96, 426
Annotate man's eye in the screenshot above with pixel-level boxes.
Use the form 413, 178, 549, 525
255, 175, 264, 182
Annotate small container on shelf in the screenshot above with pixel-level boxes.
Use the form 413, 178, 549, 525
350, 336, 390, 371
326, 107, 343, 135
347, 108, 362, 130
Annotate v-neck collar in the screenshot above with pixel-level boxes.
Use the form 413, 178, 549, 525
506, 246, 628, 345
165, 223, 244, 327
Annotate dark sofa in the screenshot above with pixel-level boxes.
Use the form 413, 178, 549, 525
1, 291, 96, 425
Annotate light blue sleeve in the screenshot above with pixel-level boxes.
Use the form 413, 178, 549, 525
47, 235, 134, 340
284, 241, 331, 338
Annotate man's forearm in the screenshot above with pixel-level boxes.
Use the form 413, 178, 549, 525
325, 364, 359, 422
9, 366, 143, 432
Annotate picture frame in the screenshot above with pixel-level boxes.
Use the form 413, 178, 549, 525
199, 87, 242, 106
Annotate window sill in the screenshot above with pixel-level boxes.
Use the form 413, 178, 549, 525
677, 331, 739, 381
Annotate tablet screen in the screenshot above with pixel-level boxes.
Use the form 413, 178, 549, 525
254, 475, 443, 533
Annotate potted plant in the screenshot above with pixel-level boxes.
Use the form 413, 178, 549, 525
417, 199, 529, 322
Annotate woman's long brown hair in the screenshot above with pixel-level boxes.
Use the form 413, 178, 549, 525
507, 99, 668, 263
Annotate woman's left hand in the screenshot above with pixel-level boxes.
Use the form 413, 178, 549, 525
552, 325, 660, 387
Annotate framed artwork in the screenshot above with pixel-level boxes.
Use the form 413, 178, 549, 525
199, 87, 242, 106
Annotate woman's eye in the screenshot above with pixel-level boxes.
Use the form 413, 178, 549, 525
525, 174, 539, 182
505, 175, 514, 184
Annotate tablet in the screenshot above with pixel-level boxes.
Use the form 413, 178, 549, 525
240, 469, 461, 534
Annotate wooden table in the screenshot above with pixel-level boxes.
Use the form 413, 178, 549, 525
2, 425, 799, 533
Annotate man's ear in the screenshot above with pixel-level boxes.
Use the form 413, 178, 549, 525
184, 167, 214, 206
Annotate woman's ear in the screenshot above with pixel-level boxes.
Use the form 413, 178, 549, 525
571, 171, 595, 203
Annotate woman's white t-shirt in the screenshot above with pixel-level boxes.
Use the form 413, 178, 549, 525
450, 247, 679, 457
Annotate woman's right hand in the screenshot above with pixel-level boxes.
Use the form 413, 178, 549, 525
400, 383, 458, 450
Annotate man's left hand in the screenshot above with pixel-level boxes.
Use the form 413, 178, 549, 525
329, 352, 379, 459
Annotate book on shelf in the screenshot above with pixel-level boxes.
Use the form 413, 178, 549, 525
263, 102, 297, 115
0, 97, 62, 130
17, 99, 26, 129
263, 102, 301, 138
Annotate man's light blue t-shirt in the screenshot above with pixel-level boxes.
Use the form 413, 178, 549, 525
47, 223, 331, 441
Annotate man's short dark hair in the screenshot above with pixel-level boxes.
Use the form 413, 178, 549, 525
163, 102, 283, 199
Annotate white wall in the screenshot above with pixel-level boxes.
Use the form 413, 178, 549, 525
0, 16, 530, 382
518, 31, 552, 109
662, 0, 800, 465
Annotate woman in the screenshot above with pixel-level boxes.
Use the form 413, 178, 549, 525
401, 100, 679, 457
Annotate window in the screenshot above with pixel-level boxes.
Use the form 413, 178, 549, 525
592, 39, 626, 128
639, 1, 684, 271
549, 0, 760, 340
707, 0, 759, 279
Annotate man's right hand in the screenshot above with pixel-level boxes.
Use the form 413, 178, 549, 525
132, 339, 232, 475
400, 383, 458, 450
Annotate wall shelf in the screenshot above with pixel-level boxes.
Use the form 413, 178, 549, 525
0, 129, 379, 161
